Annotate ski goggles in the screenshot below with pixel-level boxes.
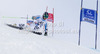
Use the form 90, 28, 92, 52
43, 15, 48, 18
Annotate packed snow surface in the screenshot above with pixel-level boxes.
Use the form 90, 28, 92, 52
0, 18, 100, 54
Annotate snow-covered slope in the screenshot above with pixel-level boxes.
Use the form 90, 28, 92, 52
0, 18, 100, 54
0, 0, 100, 50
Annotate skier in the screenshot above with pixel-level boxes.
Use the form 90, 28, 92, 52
32, 12, 49, 36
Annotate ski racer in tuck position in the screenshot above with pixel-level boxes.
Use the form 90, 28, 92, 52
29, 12, 49, 36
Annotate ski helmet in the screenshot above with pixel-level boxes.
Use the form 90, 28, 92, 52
43, 12, 49, 19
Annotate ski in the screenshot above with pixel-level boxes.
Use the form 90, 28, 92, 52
6, 24, 23, 30
30, 31, 42, 35
6, 24, 42, 35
